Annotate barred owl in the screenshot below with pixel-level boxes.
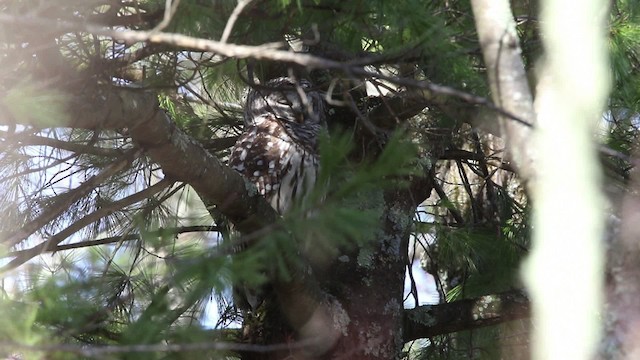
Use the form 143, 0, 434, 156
229, 77, 326, 215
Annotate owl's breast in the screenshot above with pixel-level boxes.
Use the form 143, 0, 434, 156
229, 123, 318, 214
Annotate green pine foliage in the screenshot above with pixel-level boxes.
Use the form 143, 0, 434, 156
0, 0, 639, 359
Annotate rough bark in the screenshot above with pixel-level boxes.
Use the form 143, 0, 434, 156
237, 184, 427, 360
327, 188, 417, 359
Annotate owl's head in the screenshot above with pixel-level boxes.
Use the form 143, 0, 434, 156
243, 77, 326, 129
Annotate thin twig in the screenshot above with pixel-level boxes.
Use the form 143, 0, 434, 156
456, 159, 480, 222
0, 13, 530, 126
2, 225, 220, 258
220, 0, 254, 43
431, 176, 466, 225
1, 131, 127, 157
0, 176, 171, 274
2, 148, 141, 249
152, 0, 181, 32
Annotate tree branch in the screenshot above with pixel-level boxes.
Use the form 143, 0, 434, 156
2, 225, 220, 258
440, 149, 515, 173
0, 12, 530, 126
0, 178, 173, 274
121, 92, 280, 232
470, 0, 537, 186
1, 131, 126, 157
0, 82, 278, 235
2, 148, 141, 249
403, 289, 530, 342
0, 338, 319, 357
220, 0, 254, 43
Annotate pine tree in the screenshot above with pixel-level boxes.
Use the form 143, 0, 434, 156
0, 0, 638, 359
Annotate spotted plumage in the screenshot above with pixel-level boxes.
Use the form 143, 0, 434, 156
228, 77, 326, 215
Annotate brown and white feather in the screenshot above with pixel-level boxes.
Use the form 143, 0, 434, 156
229, 77, 325, 215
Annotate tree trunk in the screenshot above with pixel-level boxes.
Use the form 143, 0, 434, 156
238, 187, 420, 359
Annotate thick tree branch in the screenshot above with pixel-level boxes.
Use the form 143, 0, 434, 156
470, 0, 536, 187
0, 83, 279, 235
201, 136, 239, 152
121, 93, 280, 232
403, 289, 530, 342
0, 12, 529, 126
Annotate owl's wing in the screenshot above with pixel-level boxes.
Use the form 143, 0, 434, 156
228, 125, 285, 206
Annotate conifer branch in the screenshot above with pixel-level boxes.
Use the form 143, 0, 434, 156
0, 338, 319, 357
0, 178, 173, 274
403, 289, 530, 342
2, 131, 126, 157
0, 79, 278, 233
0, 290, 530, 356
2, 148, 141, 249
2, 226, 220, 258
0, 13, 529, 126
